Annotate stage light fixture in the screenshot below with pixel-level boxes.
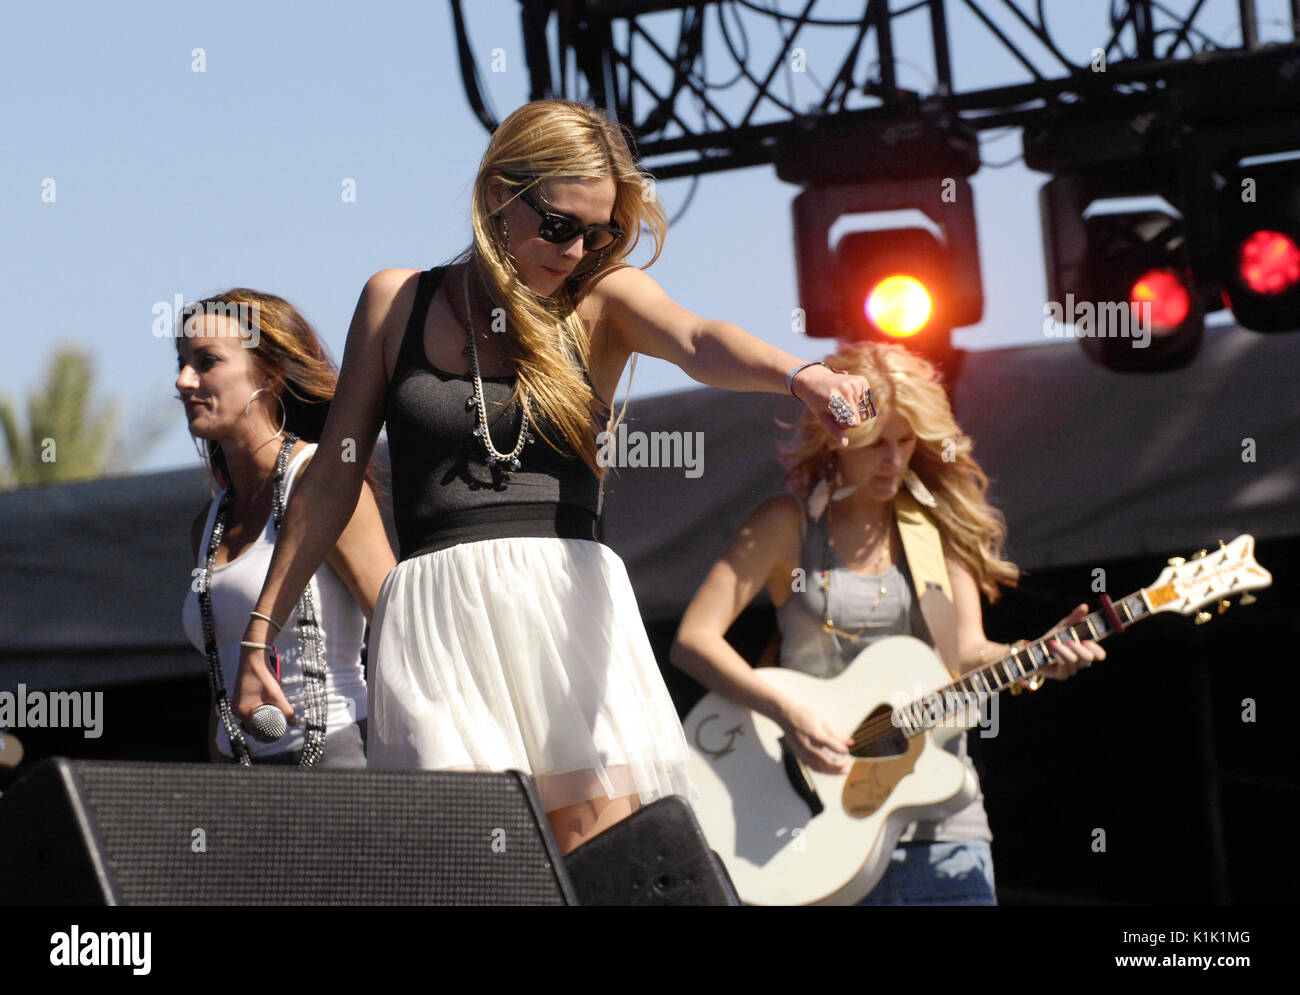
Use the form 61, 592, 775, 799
833, 226, 965, 377
1070, 209, 1205, 372
1217, 159, 1300, 333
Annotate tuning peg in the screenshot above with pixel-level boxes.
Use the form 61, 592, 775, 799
1194, 611, 1212, 625
1167, 556, 1186, 567
1218, 599, 1230, 614
1194, 549, 1208, 559
1240, 592, 1257, 606
1218, 539, 1226, 548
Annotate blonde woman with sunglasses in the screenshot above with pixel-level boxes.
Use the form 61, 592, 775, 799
231, 100, 874, 854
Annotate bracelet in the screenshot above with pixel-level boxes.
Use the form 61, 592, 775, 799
785, 361, 825, 397
249, 610, 283, 632
240, 641, 275, 652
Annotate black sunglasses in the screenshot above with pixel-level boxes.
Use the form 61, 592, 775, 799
517, 187, 624, 253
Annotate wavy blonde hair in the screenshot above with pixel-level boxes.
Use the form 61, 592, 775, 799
778, 342, 1020, 601
454, 99, 669, 476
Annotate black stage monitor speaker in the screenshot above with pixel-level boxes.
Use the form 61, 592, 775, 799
0, 759, 576, 905
565, 795, 739, 906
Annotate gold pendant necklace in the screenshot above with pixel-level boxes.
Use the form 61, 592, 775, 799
820, 503, 891, 645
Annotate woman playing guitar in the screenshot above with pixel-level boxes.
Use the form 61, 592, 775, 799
671, 341, 1105, 905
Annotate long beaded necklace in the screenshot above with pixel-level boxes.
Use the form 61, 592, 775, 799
198, 433, 328, 766
461, 266, 533, 474
819, 500, 893, 650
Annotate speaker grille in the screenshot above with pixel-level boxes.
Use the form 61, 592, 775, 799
63, 762, 571, 905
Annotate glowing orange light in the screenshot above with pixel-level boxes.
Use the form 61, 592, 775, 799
866, 276, 932, 338
1238, 230, 1300, 295
1130, 269, 1191, 331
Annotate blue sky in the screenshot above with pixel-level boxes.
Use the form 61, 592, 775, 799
3, 0, 1285, 475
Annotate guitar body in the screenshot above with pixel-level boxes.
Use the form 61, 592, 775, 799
684, 535, 1273, 905
685, 635, 979, 906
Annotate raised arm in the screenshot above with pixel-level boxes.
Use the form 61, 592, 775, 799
590, 265, 875, 446
234, 268, 414, 723
670, 496, 854, 772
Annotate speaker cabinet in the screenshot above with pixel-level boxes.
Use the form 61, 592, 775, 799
0, 759, 575, 905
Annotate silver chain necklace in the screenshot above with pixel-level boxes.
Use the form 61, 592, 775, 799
461, 266, 532, 473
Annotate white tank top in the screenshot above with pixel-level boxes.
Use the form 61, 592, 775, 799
181, 444, 367, 758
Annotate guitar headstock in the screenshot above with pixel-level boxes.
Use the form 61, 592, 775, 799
1143, 534, 1272, 621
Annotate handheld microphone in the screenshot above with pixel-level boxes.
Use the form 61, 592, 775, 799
246, 704, 288, 742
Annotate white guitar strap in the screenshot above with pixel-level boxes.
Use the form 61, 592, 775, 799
892, 488, 962, 675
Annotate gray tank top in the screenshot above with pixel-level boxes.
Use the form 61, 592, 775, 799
775, 505, 992, 844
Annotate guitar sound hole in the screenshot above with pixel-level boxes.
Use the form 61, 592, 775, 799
853, 704, 907, 758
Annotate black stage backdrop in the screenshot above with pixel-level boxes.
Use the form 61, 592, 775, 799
2, 322, 1298, 904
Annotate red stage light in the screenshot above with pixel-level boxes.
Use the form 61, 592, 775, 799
1237, 230, 1300, 295
1130, 268, 1191, 332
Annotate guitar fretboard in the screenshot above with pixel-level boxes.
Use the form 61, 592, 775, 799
891, 591, 1151, 736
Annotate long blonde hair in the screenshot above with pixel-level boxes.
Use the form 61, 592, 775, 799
457, 99, 669, 476
778, 342, 1020, 601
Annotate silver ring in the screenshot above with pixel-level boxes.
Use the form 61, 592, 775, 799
858, 388, 877, 419
827, 395, 855, 426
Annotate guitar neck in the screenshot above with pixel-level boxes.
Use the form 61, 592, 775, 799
893, 590, 1152, 735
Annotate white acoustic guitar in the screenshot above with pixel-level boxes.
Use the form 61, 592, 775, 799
684, 535, 1272, 906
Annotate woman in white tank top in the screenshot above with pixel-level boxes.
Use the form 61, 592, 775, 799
175, 289, 395, 766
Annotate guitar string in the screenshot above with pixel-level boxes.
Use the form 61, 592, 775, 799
846, 607, 1123, 754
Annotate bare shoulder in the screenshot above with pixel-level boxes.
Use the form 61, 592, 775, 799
734, 495, 802, 562
579, 262, 660, 307
366, 266, 421, 296
736, 495, 804, 607
748, 494, 803, 557
575, 262, 686, 366
358, 268, 421, 379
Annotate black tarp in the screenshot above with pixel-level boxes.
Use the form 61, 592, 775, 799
2, 321, 1297, 692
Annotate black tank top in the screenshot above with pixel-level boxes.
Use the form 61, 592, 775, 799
385, 266, 604, 561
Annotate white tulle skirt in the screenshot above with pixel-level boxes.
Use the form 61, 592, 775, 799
366, 537, 699, 812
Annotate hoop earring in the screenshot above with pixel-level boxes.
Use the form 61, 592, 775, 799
243, 387, 287, 446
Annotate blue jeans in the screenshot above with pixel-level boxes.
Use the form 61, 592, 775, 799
857, 840, 997, 906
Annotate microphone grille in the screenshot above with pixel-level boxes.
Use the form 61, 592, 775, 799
247, 703, 288, 743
